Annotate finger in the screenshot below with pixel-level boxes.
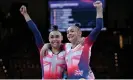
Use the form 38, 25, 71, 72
23, 6, 27, 12
93, 2, 96, 6
20, 8, 23, 12
93, 3, 97, 7
22, 5, 25, 7
20, 5, 26, 11
94, 1, 102, 5
93, 2, 102, 7
95, 0, 101, 3
20, 6, 24, 11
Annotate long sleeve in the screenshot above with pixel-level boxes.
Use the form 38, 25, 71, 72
27, 20, 44, 51
78, 18, 103, 77
88, 18, 103, 42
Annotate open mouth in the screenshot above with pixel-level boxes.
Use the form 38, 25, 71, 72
53, 42, 58, 45
52, 42, 58, 45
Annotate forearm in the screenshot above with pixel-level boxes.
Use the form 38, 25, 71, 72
25, 14, 41, 35
27, 20, 44, 50
96, 7, 103, 18
27, 20, 39, 33
20, 6, 44, 51
88, 3, 103, 41
23, 14, 31, 22
88, 17, 103, 41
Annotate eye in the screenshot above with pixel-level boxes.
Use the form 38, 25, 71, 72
67, 29, 74, 34
55, 35, 60, 38
50, 35, 54, 38
70, 30, 74, 32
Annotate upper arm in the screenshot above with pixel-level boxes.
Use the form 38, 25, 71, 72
88, 18, 103, 42
27, 20, 44, 50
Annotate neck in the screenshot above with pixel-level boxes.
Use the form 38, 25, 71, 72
51, 46, 60, 54
71, 37, 81, 49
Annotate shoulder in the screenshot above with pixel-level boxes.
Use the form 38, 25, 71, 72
65, 43, 72, 47
63, 43, 72, 53
84, 37, 94, 45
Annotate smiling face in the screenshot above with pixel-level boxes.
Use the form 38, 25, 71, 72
67, 26, 82, 43
49, 31, 63, 49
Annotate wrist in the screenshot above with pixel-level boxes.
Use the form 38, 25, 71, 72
96, 8, 103, 12
23, 14, 31, 22
96, 8, 103, 18
23, 13, 29, 17
96, 13, 103, 18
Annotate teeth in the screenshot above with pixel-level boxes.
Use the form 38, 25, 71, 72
53, 42, 58, 44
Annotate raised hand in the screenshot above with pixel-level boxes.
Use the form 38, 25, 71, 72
93, 1, 102, 8
20, 5, 28, 15
20, 5, 31, 21
93, 1, 103, 12
93, 1, 103, 18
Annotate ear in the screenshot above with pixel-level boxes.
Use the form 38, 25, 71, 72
48, 35, 51, 42
79, 30, 82, 37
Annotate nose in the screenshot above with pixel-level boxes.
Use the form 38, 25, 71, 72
52, 37, 57, 41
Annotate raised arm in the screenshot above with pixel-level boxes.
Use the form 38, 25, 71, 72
88, 1, 103, 42
20, 5, 44, 51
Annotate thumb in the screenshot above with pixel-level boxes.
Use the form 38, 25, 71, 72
93, 2, 97, 7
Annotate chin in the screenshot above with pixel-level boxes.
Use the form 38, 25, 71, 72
53, 45, 58, 48
68, 39, 72, 42
53, 45, 61, 48
69, 39, 74, 43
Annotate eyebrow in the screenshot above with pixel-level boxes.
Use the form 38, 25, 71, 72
50, 34, 60, 36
